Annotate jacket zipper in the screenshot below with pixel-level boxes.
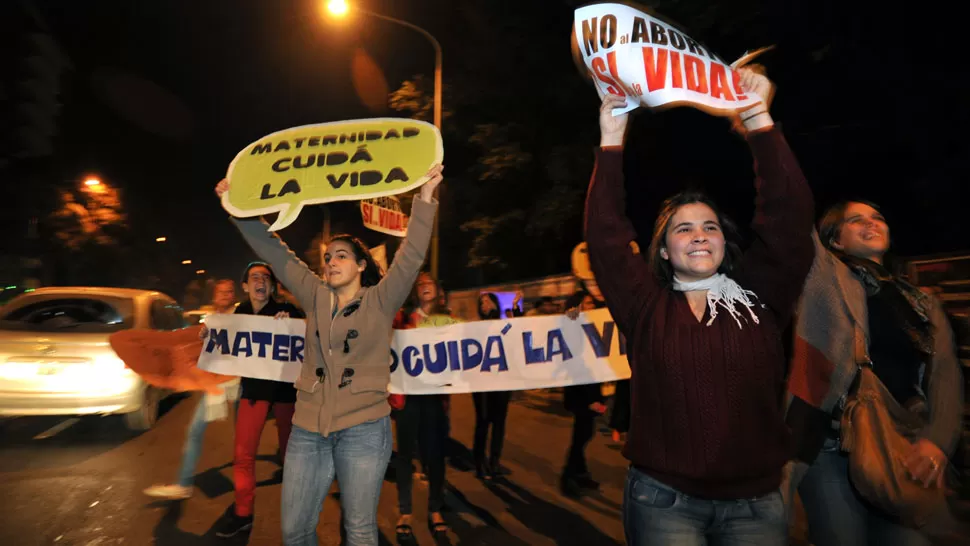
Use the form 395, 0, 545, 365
322, 290, 358, 435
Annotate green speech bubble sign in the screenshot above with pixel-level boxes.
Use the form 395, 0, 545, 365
223, 118, 443, 230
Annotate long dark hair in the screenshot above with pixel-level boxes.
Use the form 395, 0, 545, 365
646, 190, 743, 284
405, 272, 450, 317
477, 292, 501, 320
818, 199, 886, 251
818, 199, 899, 274
327, 234, 384, 287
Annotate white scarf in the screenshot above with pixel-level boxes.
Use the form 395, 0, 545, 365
672, 273, 761, 328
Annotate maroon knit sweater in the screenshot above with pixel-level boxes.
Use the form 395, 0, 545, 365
585, 128, 815, 499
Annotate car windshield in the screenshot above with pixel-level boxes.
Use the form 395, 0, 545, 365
0, 295, 135, 332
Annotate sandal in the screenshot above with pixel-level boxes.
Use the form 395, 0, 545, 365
395, 523, 415, 545
428, 514, 449, 543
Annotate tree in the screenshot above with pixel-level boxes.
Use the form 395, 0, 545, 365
49, 182, 127, 250
388, 2, 599, 286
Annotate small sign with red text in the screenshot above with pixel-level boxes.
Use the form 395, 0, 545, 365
361, 196, 408, 237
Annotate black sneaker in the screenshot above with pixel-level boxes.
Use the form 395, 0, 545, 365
214, 504, 253, 538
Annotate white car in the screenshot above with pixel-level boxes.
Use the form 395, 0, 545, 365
0, 287, 185, 430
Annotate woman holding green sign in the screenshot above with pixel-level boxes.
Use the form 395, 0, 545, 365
215, 163, 443, 546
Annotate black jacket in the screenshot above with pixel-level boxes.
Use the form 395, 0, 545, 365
235, 298, 305, 403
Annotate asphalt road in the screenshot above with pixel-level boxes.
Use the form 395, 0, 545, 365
0, 389, 817, 546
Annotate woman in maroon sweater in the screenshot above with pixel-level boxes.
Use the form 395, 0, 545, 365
586, 70, 815, 545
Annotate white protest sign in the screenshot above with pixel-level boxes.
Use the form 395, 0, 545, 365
389, 308, 630, 394
361, 195, 409, 237
197, 314, 306, 383
195, 310, 632, 395
572, 2, 765, 116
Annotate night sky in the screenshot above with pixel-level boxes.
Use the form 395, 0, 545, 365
5, 0, 969, 296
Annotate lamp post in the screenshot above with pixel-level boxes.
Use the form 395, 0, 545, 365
325, 0, 443, 279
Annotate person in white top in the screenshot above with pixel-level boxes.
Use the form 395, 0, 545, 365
144, 279, 240, 500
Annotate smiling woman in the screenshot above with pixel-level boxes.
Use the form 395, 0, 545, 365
585, 69, 816, 545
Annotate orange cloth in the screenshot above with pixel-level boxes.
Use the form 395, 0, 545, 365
109, 326, 236, 394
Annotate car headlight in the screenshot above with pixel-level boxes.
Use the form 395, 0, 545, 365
94, 355, 136, 377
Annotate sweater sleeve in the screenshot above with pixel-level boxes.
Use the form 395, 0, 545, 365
920, 299, 965, 456
734, 128, 816, 324
372, 196, 437, 316
584, 147, 658, 335
231, 217, 321, 311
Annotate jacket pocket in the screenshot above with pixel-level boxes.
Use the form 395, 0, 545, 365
293, 374, 319, 394
349, 376, 388, 394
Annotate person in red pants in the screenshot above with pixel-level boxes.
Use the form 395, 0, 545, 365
215, 261, 305, 538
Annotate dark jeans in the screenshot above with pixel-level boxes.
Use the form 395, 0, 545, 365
799, 446, 930, 546
472, 391, 510, 464
623, 466, 787, 546
565, 409, 596, 476
395, 395, 448, 515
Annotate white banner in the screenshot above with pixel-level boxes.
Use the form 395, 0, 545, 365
389, 308, 630, 394
572, 3, 765, 116
197, 314, 306, 383
195, 310, 632, 394
361, 195, 408, 237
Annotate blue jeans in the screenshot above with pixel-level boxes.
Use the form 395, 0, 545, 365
623, 466, 787, 546
177, 397, 208, 487
799, 446, 930, 546
281, 417, 392, 546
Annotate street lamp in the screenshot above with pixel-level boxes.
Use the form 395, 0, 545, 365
181, 259, 192, 265
196, 269, 206, 275
83, 176, 101, 187
324, 0, 443, 279
155, 236, 167, 243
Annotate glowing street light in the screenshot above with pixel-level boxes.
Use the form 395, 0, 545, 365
196, 269, 206, 275
181, 259, 192, 265
155, 237, 167, 243
323, 0, 444, 279
326, 0, 348, 17
83, 176, 101, 187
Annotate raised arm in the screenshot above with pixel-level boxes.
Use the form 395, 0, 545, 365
731, 71, 815, 323
584, 94, 659, 334
216, 179, 321, 310
373, 165, 442, 314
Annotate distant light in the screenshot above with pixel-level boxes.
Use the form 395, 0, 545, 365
182, 259, 192, 265
155, 237, 167, 243
83, 177, 101, 187
196, 269, 205, 275
5, 286, 16, 290
326, 0, 349, 17
24, 288, 34, 293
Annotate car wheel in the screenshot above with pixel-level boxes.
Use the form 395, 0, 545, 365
124, 386, 160, 431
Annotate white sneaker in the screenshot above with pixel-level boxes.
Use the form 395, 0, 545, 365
143, 484, 192, 500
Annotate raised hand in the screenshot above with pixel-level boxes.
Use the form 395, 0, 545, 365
215, 179, 230, 198
599, 94, 630, 147
735, 68, 775, 132
419, 163, 444, 202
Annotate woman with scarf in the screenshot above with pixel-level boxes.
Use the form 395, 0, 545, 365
472, 291, 523, 480
786, 201, 963, 546
586, 69, 815, 545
